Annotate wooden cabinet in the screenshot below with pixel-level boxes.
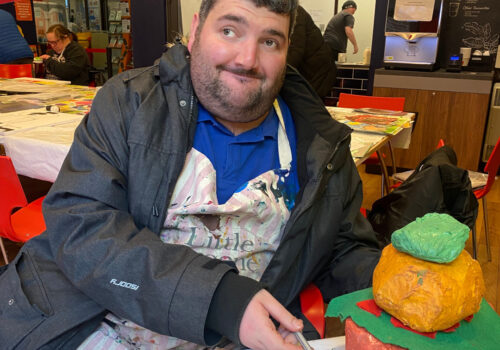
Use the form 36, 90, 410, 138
374, 78, 491, 171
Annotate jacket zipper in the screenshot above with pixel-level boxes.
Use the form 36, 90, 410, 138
151, 92, 196, 233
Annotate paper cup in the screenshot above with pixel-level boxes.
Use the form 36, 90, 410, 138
460, 47, 471, 59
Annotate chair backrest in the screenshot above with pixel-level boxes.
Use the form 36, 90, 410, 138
475, 137, 500, 199
338, 93, 406, 111
0, 64, 33, 78
0, 156, 28, 240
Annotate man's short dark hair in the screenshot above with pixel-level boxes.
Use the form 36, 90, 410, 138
198, 0, 298, 36
342, 1, 357, 10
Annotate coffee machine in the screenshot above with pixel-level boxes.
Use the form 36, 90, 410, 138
384, 0, 444, 70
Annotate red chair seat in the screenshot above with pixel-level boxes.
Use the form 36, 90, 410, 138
0, 64, 33, 78
0, 155, 46, 264
337, 93, 405, 111
10, 196, 46, 242
300, 283, 325, 338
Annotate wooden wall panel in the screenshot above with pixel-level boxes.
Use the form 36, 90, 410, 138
373, 87, 489, 170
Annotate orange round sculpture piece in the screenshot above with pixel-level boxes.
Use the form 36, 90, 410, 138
373, 244, 485, 332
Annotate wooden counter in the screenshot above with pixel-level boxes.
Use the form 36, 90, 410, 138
373, 69, 494, 170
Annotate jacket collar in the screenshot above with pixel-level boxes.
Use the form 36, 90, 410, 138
156, 43, 193, 94
280, 66, 352, 183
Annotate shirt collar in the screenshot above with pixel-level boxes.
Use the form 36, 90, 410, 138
197, 103, 278, 141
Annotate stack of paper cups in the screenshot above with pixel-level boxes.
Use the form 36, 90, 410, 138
460, 47, 471, 66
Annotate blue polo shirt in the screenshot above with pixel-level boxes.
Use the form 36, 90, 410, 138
193, 97, 299, 207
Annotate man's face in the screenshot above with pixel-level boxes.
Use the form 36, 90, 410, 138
188, 0, 290, 124
345, 7, 356, 15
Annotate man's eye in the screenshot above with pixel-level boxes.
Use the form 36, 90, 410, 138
222, 28, 235, 37
264, 39, 277, 48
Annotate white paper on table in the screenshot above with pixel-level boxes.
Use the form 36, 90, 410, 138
390, 126, 412, 149
0, 108, 82, 135
394, 0, 435, 22
309, 336, 345, 350
352, 131, 384, 149
350, 136, 373, 158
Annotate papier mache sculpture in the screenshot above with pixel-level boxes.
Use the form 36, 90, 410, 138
373, 213, 484, 332
341, 212, 487, 349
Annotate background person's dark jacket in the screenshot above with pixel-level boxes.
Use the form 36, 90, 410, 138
0, 44, 380, 349
287, 6, 336, 98
45, 40, 90, 85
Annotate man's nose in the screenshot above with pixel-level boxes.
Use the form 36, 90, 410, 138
234, 41, 259, 69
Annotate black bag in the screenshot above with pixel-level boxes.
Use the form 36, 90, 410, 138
368, 146, 478, 246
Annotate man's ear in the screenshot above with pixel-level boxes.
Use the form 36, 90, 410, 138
187, 13, 200, 52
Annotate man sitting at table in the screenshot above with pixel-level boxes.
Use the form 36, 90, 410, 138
0, 0, 381, 349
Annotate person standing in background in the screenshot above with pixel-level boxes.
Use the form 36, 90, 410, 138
0, 9, 34, 64
287, 5, 336, 98
40, 24, 90, 85
323, 0, 358, 61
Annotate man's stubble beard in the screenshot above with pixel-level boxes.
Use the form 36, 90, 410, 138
190, 38, 286, 124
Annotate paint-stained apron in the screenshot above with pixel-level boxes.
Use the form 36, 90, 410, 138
78, 100, 295, 349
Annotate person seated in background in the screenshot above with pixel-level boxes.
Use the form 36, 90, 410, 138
40, 24, 90, 85
287, 5, 336, 98
0, 9, 34, 64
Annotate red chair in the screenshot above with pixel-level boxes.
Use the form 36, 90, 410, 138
0, 156, 46, 264
470, 137, 500, 261
85, 48, 107, 87
338, 93, 406, 196
300, 283, 325, 338
337, 93, 405, 111
0, 64, 33, 78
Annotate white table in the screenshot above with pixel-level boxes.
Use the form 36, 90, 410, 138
0, 78, 97, 182
0, 119, 82, 182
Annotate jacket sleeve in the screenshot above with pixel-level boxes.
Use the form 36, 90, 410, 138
44, 42, 87, 81
314, 154, 381, 301
42, 78, 259, 345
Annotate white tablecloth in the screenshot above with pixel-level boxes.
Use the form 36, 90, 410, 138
1, 119, 81, 182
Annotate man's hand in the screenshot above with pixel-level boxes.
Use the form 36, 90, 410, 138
40, 54, 50, 60
353, 45, 359, 54
239, 289, 304, 350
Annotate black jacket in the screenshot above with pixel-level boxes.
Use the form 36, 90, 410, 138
287, 6, 336, 98
368, 146, 479, 246
45, 40, 90, 85
0, 44, 380, 349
